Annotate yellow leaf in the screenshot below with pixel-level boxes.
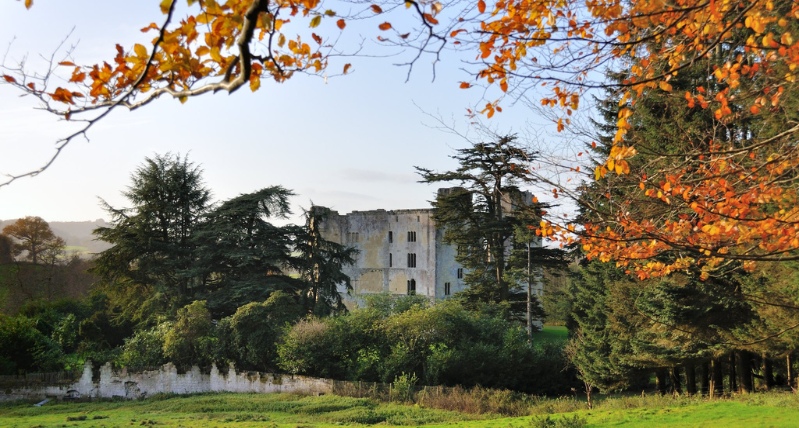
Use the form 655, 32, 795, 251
179, 96, 187, 104
659, 81, 672, 91
134, 44, 148, 58
25, 0, 32, 9
160, 0, 172, 13
196, 46, 210, 56
250, 74, 261, 92
310, 15, 322, 28
278, 34, 286, 47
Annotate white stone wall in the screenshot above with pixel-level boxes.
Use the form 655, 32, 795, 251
0, 361, 333, 402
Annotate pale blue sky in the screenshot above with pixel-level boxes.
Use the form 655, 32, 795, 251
0, 0, 570, 224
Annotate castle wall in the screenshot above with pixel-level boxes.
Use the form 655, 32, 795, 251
320, 209, 444, 303
0, 361, 332, 402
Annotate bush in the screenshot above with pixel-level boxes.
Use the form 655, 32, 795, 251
0, 315, 64, 374
220, 291, 303, 371
276, 299, 578, 395
118, 323, 169, 370
163, 300, 217, 369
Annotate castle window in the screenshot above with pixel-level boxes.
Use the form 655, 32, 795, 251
389, 253, 392, 267
407, 253, 417, 268
407, 279, 416, 295
389, 231, 393, 243
457, 268, 463, 279
444, 282, 451, 296
417, 215, 420, 222
408, 231, 416, 242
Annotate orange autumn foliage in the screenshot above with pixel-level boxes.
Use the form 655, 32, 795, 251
5, 0, 799, 279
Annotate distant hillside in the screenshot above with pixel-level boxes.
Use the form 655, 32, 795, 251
0, 219, 113, 257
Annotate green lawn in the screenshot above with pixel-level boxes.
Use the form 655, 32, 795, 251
534, 325, 568, 343
3, 392, 799, 427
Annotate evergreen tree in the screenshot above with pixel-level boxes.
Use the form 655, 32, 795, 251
192, 186, 303, 317
294, 206, 358, 316
93, 153, 211, 324
416, 135, 540, 305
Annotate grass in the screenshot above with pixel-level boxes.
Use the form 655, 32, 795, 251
534, 325, 568, 343
3, 391, 799, 427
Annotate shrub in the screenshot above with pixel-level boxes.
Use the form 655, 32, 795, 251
0, 315, 63, 374
118, 323, 169, 370
221, 291, 303, 371
163, 300, 216, 369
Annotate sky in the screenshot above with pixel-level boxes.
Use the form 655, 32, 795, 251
0, 0, 573, 225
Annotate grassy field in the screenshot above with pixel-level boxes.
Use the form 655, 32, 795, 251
3, 391, 799, 427
534, 325, 569, 343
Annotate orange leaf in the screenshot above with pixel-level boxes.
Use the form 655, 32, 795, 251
59, 61, 76, 67
337, 19, 346, 29
343, 63, 352, 74
378, 22, 392, 31
2, 75, 17, 84
141, 23, 159, 32
477, 0, 486, 13
371, 5, 383, 13
460, 82, 471, 89
25, 0, 32, 8
423, 13, 439, 25
750, 105, 760, 114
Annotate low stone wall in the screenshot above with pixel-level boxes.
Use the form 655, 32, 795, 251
0, 361, 333, 402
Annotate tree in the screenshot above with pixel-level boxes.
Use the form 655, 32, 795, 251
0, 234, 12, 265
416, 135, 540, 304
294, 206, 358, 316
4, 0, 798, 277
93, 153, 211, 324
2, 216, 64, 265
192, 186, 304, 317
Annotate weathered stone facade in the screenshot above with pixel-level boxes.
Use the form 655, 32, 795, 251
318, 188, 544, 307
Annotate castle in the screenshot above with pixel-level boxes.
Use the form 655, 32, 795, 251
317, 188, 543, 307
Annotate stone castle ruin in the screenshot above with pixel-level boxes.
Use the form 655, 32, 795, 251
317, 188, 544, 307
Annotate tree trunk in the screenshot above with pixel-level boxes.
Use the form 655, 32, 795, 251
711, 358, 724, 397
670, 367, 683, 395
656, 368, 668, 395
700, 361, 710, 395
788, 353, 794, 391
730, 352, 737, 393
763, 353, 774, 390
736, 350, 753, 393
685, 364, 697, 395
526, 241, 532, 344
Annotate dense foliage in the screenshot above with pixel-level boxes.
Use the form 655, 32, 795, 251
278, 295, 578, 395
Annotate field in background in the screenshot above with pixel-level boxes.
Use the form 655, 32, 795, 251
3, 391, 799, 427
536, 325, 568, 343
